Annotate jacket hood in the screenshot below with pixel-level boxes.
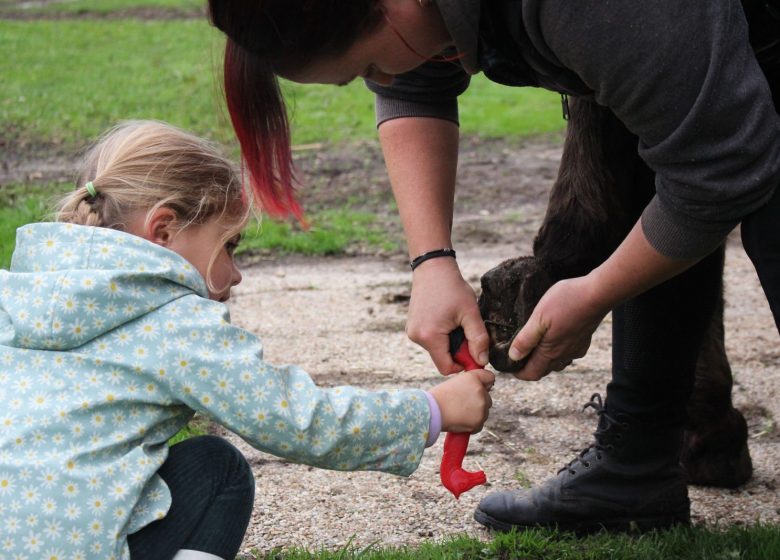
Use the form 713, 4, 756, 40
0, 222, 208, 350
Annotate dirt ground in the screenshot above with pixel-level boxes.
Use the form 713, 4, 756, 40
217, 137, 780, 553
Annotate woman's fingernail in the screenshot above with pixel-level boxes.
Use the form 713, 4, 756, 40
478, 352, 488, 365
508, 348, 521, 361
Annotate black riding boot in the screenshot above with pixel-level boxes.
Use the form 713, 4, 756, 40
474, 394, 690, 533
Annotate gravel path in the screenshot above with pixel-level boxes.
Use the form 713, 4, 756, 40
225, 236, 780, 554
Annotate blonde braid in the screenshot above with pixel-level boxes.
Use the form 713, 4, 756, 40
57, 183, 105, 227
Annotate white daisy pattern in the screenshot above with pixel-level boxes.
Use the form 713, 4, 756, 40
0, 223, 429, 559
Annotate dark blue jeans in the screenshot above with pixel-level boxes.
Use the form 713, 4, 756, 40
127, 435, 255, 560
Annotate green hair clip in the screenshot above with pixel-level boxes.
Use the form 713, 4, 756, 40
85, 181, 97, 198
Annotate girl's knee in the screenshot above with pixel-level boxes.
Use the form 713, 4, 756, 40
168, 435, 255, 493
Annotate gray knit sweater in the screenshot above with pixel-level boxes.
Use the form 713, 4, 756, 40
367, 0, 780, 260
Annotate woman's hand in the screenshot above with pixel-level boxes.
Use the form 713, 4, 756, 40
429, 368, 495, 433
507, 275, 609, 381
407, 257, 490, 374
506, 221, 701, 381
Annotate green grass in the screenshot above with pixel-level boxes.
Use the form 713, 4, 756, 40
460, 80, 565, 137
1, 19, 231, 148
240, 210, 396, 256
0, 182, 396, 270
242, 525, 780, 559
1, 19, 564, 152
167, 414, 210, 446
513, 469, 533, 488
0, 199, 50, 266
0, 182, 56, 268
0, 0, 202, 14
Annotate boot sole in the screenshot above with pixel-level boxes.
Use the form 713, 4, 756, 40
474, 507, 691, 534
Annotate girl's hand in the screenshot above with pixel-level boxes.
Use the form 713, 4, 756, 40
408, 257, 490, 375
429, 369, 495, 433
508, 275, 609, 381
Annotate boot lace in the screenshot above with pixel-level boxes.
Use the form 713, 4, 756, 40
557, 393, 626, 475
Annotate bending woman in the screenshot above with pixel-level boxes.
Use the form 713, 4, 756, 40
207, 0, 780, 534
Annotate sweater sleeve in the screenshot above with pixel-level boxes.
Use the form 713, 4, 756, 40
530, 0, 780, 259
365, 54, 471, 126
159, 295, 430, 476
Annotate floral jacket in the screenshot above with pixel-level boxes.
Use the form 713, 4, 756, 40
0, 223, 429, 559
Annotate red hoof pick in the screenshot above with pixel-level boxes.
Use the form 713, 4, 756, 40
440, 327, 487, 499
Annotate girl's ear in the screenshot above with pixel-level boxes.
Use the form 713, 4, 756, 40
143, 207, 179, 247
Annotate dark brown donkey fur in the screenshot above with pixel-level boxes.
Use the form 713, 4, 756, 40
478, 97, 753, 488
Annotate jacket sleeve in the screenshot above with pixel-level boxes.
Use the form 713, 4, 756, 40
157, 295, 430, 476
365, 53, 471, 126
530, 0, 780, 258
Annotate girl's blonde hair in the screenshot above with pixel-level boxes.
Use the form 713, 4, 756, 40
56, 120, 251, 291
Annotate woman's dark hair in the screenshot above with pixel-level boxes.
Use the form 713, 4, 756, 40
208, 0, 384, 219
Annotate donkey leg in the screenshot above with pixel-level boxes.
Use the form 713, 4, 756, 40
480, 98, 635, 370
682, 286, 753, 488
532, 98, 635, 279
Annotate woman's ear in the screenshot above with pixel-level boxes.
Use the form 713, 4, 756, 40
143, 207, 179, 247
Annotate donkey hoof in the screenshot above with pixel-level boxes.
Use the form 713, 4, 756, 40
682, 408, 752, 488
478, 256, 554, 373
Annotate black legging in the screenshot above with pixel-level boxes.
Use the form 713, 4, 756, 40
606, 248, 725, 425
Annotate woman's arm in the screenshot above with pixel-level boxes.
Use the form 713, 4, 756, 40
379, 116, 490, 374
507, 0, 779, 378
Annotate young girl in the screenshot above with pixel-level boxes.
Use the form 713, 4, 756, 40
0, 120, 494, 560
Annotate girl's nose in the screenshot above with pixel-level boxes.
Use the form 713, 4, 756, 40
232, 263, 243, 287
